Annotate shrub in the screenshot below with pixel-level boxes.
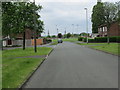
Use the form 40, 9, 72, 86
109, 36, 120, 42
78, 37, 84, 41
83, 38, 87, 42
46, 39, 52, 43
79, 36, 120, 43
88, 39, 95, 43
95, 37, 107, 42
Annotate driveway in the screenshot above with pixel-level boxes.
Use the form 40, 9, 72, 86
23, 42, 118, 88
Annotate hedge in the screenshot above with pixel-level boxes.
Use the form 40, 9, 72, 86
95, 37, 107, 42
78, 36, 120, 43
78, 37, 84, 41
95, 36, 120, 42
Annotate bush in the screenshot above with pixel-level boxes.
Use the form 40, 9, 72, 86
78, 36, 120, 43
43, 38, 52, 44
88, 39, 95, 43
95, 37, 107, 42
95, 36, 120, 42
46, 39, 52, 43
83, 38, 87, 42
109, 36, 120, 42
78, 37, 84, 41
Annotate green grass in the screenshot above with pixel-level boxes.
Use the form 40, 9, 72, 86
77, 43, 109, 45
63, 38, 78, 42
2, 47, 52, 88
50, 39, 58, 45
77, 43, 119, 55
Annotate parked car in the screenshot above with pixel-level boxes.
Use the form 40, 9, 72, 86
58, 39, 63, 43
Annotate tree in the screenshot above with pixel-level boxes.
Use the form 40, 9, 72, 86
91, 2, 105, 33
66, 33, 71, 38
58, 33, 62, 38
103, 2, 117, 43
116, 1, 120, 23
2, 2, 44, 49
52, 35, 56, 38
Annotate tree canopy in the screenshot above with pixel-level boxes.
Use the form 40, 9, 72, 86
2, 2, 44, 38
91, 2, 105, 33
91, 1, 119, 33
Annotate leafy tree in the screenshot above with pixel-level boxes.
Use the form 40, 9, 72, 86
116, 1, 120, 23
91, 2, 105, 33
58, 33, 62, 38
66, 33, 71, 38
52, 35, 56, 38
103, 2, 117, 43
2, 2, 44, 49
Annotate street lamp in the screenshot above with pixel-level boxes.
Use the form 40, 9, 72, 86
76, 24, 79, 34
56, 25, 59, 35
84, 8, 88, 44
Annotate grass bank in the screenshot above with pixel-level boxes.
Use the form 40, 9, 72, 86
2, 47, 52, 88
77, 43, 119, 56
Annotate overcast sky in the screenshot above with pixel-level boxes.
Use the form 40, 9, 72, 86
33, 0, 119, 36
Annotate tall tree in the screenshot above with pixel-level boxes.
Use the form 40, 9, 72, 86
2, 2, 44, 49
91, 2, 105, 33
116, 1, 120, 23
103, 2, 117, 43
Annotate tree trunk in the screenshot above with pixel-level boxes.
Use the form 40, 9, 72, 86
23, 31, 25, 50
1, 39, 3, 50
107, 26, 110, 44
34, 31, 37, 52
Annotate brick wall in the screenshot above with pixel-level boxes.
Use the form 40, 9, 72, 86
108, 22, 120, 36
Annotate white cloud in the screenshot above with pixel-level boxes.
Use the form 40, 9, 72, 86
35, 0, 119, 35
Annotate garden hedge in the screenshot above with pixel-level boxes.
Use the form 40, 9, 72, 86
78, 36, 120, 43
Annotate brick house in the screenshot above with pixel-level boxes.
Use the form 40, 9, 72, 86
98, 22, 120, 37
3, 28, 43, 46
15, 28, 34, 40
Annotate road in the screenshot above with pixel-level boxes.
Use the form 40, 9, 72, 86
23, 42, 118, 88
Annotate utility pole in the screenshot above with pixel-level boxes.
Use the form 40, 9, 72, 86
33, 0, 37, 52
84, 8, 88, 44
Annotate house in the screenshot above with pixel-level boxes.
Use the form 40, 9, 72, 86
98, 22, 120, 37
2, 28, 43, 47
91, 33, 99, 38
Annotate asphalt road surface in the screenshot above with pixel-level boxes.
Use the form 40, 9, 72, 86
23, 42, 118, 88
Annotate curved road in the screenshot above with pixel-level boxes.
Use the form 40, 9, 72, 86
23, 42, 118, 88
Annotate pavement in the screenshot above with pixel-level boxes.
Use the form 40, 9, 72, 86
3, 43, 55, 50
23, 42, 118, 88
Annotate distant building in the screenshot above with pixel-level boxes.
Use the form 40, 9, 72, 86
98, 22, 120, 37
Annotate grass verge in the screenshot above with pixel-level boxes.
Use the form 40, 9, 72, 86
77, 43, 119, 56
2, 47, 52, 88
63, 38, 78, 42
50, 39, 58, 45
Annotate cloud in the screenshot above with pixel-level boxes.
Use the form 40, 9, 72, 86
35, 0, 119, 35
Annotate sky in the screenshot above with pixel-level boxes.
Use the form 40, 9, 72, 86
32, 0, 119, 36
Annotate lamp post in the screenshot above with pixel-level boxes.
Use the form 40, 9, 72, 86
33, 0, 37, 52
84, 8, 88, 44
76, 24, 79, 34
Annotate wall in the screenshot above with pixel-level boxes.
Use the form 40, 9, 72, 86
12, 39, 32, 46
32, 39, 43, 46
108, 22, 120, 36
